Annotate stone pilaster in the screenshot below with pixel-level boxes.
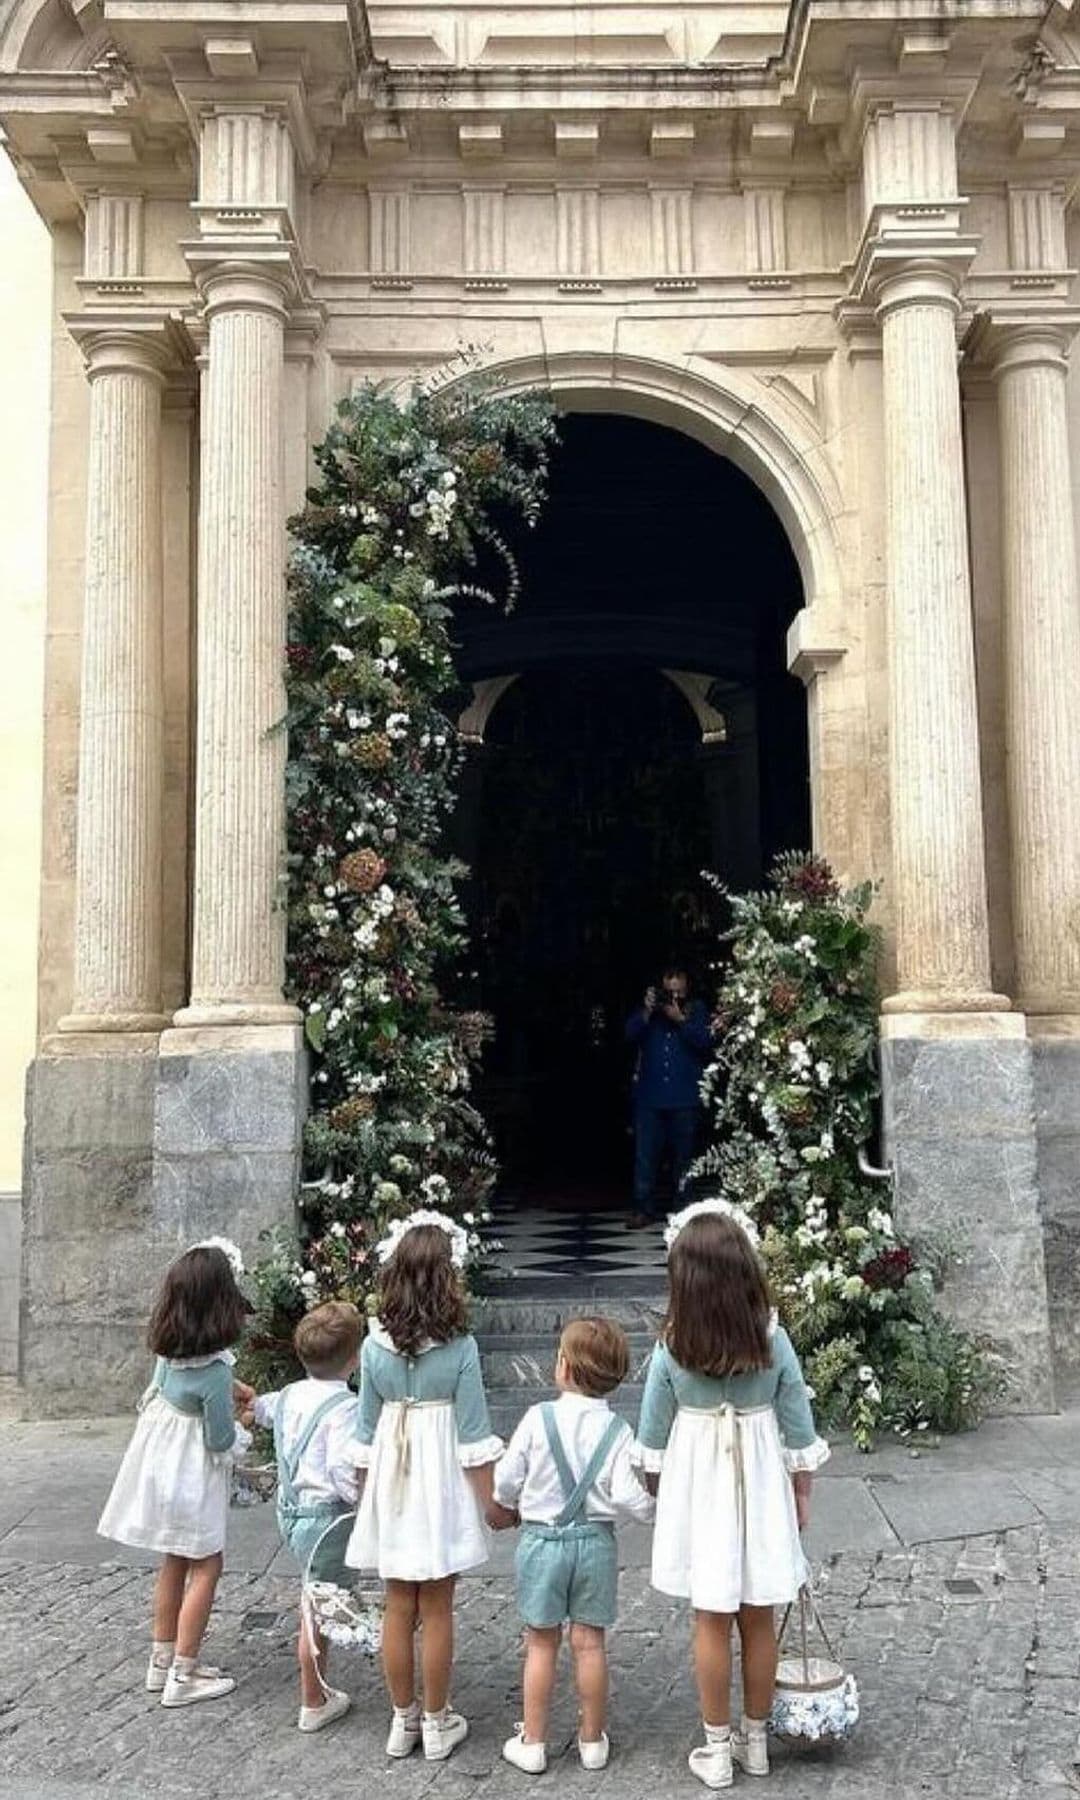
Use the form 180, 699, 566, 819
989, 324, 1080, 1014
175, 262, 299, 1027
875, 258, 1005, 1011
59, 329, 170, 1034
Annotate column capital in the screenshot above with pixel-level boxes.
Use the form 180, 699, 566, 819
965, 311, 1080, 378
63, 311, 189, 382
182, 240, 312, 320
849, 219, 978, 317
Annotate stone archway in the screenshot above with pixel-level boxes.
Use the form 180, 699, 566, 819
442, 350, 851, 868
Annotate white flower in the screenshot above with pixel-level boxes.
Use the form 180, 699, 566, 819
815, 1060, 833, 1087
330, 644, 354, 664
329, 1221, 346, 1239
867, 1206, 894, 1238
188, 1236, 245, 1279
300, 1270, 318, 1289
664, 1196, 760, 1254
375, 1208, 470, 1269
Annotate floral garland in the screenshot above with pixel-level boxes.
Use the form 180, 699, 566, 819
244, 378, 557, 1384
696, 853, 1006, 1449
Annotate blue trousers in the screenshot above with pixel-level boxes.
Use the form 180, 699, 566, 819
633, 1105, 698, 1215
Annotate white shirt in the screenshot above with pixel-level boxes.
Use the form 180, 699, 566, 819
494, 1392, 655, 1526
254, 1378, 359, 1507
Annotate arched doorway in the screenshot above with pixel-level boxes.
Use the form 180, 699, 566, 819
452, 413, 810, 1211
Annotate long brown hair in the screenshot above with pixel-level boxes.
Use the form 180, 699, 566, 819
664, 1212, 772, 1377
147, 1246, 250, 1360
378, 1224, 468, 1356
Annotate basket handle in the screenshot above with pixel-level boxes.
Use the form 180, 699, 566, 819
777, 1583, 838, 1681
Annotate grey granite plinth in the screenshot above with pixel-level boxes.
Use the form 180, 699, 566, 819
21, 1041, 161, 1415
881, 1027, 1055, 1413
1031, 1035, 1080, 1380
152, 1024, 306, 1269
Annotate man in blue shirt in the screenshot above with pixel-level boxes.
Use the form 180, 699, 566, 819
624, 967, 712, 1229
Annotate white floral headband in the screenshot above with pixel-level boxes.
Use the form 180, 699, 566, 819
188, 1236, 245, 1280
664, 1197, 761, 1254
376, 1208, 470, 1269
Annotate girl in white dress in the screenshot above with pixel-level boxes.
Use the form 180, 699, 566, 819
344, 1210, 502, 1763
634, 1200, 829, 1791
97, 1240, 254, 1710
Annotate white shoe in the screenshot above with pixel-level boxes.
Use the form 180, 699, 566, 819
732, 1726, 770, 1776
503, 1727, 547, 1774
579, 1731, 610, 1770
160, 1665, 235, 1708
386, 1702, 422, 1758
688, 1736, 734, 1790
422, 1707, 469, 1761
298, 1688, 351, 1733
145, 1653, 174, 1694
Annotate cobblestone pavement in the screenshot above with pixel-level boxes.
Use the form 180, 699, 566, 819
3, 1524, 1080, 1800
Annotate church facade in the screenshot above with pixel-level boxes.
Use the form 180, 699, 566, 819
3, 0, 1080, 1412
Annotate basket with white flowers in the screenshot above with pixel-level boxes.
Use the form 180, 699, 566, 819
770, 1586, 859, 1748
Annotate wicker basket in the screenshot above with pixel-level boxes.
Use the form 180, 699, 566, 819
302, 1511, 383, 1657
769, 1586, 859, 1748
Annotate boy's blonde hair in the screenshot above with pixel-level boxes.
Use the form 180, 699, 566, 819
294, 1300, 362, 1378
558, 1317, 630, 1398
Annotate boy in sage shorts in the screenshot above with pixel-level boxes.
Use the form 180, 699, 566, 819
488, 1318, 655, 1773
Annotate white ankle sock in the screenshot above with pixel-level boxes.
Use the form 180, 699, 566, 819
423, 1706, 448, 1723
150, 1641, 174, 1667
742, 1715, 767, 1736
703, 1722, 731, 1743
172, 1654, 197, 1676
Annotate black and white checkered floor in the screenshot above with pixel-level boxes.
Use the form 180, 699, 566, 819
481, 1204, 667, 1292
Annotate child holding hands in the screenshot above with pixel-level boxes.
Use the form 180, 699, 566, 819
489, 1316, 655, 1774
98, 1240, 254, 1709
635, 1200, 829, 1790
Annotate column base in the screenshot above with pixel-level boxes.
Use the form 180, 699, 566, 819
173, 1001, 302, 1028
153, 1023, 307, 1263
881, 989, 1012, 1015
57, 1011, 170, 1034
881, 1018, 1054, 1413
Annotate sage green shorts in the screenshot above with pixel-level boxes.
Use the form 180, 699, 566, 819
515, 1520, 618, 1629
285, 1504, 354, 1590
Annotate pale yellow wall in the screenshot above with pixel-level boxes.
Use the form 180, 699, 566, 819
0, 158, 49, 1194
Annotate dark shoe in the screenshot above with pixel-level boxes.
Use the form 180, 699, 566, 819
626, 1212, 652, 1230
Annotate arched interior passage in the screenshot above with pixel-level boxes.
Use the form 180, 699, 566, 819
452, 413, 809, 1210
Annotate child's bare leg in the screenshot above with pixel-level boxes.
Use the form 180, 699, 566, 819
736, 1604, 777, 1719
175, 1553, 223, 1660
522, 1626, 561, 1743
693, 1609, 734, 1726
569, 1623, 608, 1742
417, 1576, 456, 1713
298, 1610, 329, 1709
383, 1580, 419, 1708
153, 1555, 188, 1645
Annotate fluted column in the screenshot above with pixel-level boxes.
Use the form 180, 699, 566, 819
59, 333, 168, 1033
176, 267, 299, 1027
992, 326, 1080, 1013
877, 264, 1006, 1013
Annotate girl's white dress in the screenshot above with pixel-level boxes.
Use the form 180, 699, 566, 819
98, 1350, 249, 1560
635, 1326, 829, 1614
345, 1324, 502, 1582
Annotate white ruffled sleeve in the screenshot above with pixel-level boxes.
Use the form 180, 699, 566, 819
783, 1436, 831, 1473
458, 1433, 504, 1469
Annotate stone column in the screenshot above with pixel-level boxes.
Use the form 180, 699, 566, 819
59, 331, 169, 1033
175, 265, 300, 1028
991, 325, 1080, 1015
876, 262, 1006, 1013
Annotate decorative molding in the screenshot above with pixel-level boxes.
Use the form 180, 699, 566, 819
650, 187, 692, 277
459, 123, 503, 159
1007, 183, 1067, 272
84, 191, 143, 279
199, 108, 296, 214
650, 122, 694, 159
463, 186, 506, 276
556, 188, 600, 277
555, 122, 600, 159
743, 184, 786, 274
861, 103, 958, 215
369, 188, 410, 276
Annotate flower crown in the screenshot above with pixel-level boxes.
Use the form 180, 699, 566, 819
376, 1208, 470, 1269
664, 1197, 760, 1254
188, 1236, 245, 1280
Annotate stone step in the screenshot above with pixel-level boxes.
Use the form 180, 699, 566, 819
473, 1294, 664, 1337
488, 1384, 646, 1439
480, 1333, 657, 1390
